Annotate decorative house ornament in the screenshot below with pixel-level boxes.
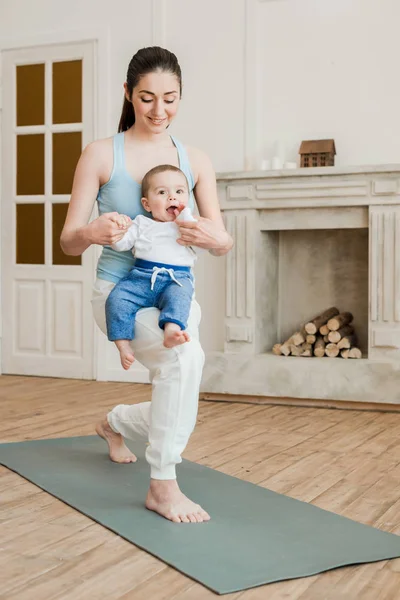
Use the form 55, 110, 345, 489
299, 139, 336, 167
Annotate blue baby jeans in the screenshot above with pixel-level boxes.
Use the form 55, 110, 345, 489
105, 258, 194, 341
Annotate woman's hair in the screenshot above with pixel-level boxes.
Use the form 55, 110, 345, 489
141, 164, 188, 198
118, 46, 182, 133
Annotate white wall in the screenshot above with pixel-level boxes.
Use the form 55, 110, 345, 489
1, 0, 399, 365
255, 0, 400, 168
0, 0, 245, 173
0, 0, 243, 359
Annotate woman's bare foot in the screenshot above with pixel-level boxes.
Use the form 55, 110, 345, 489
115, 339, 135, 370
145, 479, 210, 523
163, 323, 190, 348
95, 418, 137, 464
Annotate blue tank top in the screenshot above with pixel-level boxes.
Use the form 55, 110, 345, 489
96, 132, 196, 283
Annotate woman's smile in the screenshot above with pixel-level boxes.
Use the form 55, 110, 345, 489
148, 117, 167, 125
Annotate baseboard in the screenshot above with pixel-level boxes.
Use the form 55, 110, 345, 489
199, 392, 400, 413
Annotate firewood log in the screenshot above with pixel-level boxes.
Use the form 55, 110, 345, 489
304, 307, 340, 334
306, 334, 316, 344
272, 343, 282, 355
327, 312, 353, 331
337, 334, 357, 350
279, 328, 306, 355
340, 347, 362, 359
301, 348, 312, 357
328, 325, 354, 344
291, 330, 306, 346
348, 347, 362, 359
299, 342, 312, 356
290, 342, 312, 356
314, 337, 326, 357
323, 334, 330, 343
290, 344, 302, 356
319, 324, 329, 336
279, 333, 295, 355
325, 343, 340, 357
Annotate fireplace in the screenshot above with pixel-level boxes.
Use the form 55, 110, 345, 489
201, 165, 400, 404
272, 228, 369, 356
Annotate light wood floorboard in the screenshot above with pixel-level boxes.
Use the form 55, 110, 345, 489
1, 375, 400, 599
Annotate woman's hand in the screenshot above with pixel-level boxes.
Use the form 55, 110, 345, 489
176, 217, 231, 252
87, 212, 132, 246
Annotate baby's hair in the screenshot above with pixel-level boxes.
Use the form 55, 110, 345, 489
141, 164, 188, 198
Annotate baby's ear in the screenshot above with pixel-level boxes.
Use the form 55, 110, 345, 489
141, 197, 151, 213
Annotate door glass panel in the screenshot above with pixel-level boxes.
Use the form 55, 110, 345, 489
17, 134, 45, 195
52, 132, 82, 194
17, 64, 45, 126
53, 60, 82, 124
16, 204, 45, 264
52, 203, 81, 265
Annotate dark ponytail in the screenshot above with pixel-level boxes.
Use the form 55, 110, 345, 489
118, 98, 135, 133
118, 46, 183, 133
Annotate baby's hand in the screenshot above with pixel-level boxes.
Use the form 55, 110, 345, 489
111, 214, 132, 230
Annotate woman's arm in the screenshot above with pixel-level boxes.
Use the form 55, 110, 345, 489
177, 147, 233, 257
60, 141, 130, 256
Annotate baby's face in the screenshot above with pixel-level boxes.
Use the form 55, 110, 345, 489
142, 171, 189, 222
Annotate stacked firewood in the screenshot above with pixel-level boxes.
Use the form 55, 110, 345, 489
272, 307, 362, 359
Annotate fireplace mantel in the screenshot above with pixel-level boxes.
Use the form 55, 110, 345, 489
216, 164, 400, 211
217, 164, 400, 180
201, 165, 400, 405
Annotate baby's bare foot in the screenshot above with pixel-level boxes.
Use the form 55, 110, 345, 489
95, 418, 137, 464
146, 479, 210, 523
115, 339, 135, 370
163, 324, 190, 348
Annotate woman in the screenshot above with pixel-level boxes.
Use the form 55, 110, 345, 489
61, 46, 233, 524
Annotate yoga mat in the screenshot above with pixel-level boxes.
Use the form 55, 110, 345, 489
1, 436, 400, 595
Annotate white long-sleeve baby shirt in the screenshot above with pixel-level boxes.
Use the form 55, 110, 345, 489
111, 215, 196, 267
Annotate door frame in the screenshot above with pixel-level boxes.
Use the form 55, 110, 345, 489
0, 26, 110, 379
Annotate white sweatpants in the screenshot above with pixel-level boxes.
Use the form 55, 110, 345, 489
91, 278, 205, 480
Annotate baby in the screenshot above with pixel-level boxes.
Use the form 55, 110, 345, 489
105, 164, 197, 370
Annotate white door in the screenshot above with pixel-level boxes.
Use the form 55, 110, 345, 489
1, 42, 96, 379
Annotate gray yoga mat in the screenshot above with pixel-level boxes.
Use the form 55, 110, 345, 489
1, 436, 400, 595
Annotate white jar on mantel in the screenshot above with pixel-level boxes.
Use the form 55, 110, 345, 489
271, 156, 283, 170
260, 159, 271, 170
272, 140, 284, 169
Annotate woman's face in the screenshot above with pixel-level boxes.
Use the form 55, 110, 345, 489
128, 70, 181, 133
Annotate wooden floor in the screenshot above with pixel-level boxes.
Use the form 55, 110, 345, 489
1, 376, 400, 599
